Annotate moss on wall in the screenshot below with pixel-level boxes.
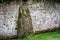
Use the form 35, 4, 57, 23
17, 4, 33, 38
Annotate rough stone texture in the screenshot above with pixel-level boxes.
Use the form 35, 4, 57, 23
27, 1, 60, 33
0, 1, 33, 38
0, 0, 60, 38
0, 1, 19, 38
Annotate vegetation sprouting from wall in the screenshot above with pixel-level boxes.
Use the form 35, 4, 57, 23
0, 0, 60, 39
17, 4, 33, 37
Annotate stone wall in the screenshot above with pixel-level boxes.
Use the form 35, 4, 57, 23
0, 1, 19, 38
0, 0, 60, 39
27, 1, 60, 33
0, 1, 33, 38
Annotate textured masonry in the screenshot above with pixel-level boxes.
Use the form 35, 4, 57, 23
27, 1, 60, 33
0, 1, 19, 38
0, 0, 60, 38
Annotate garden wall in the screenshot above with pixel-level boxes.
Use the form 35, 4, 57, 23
27, 1, 60, 33
0, 0, 60, 39
0, 1, 19, 38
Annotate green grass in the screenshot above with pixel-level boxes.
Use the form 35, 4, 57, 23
18, 31, 60, 40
